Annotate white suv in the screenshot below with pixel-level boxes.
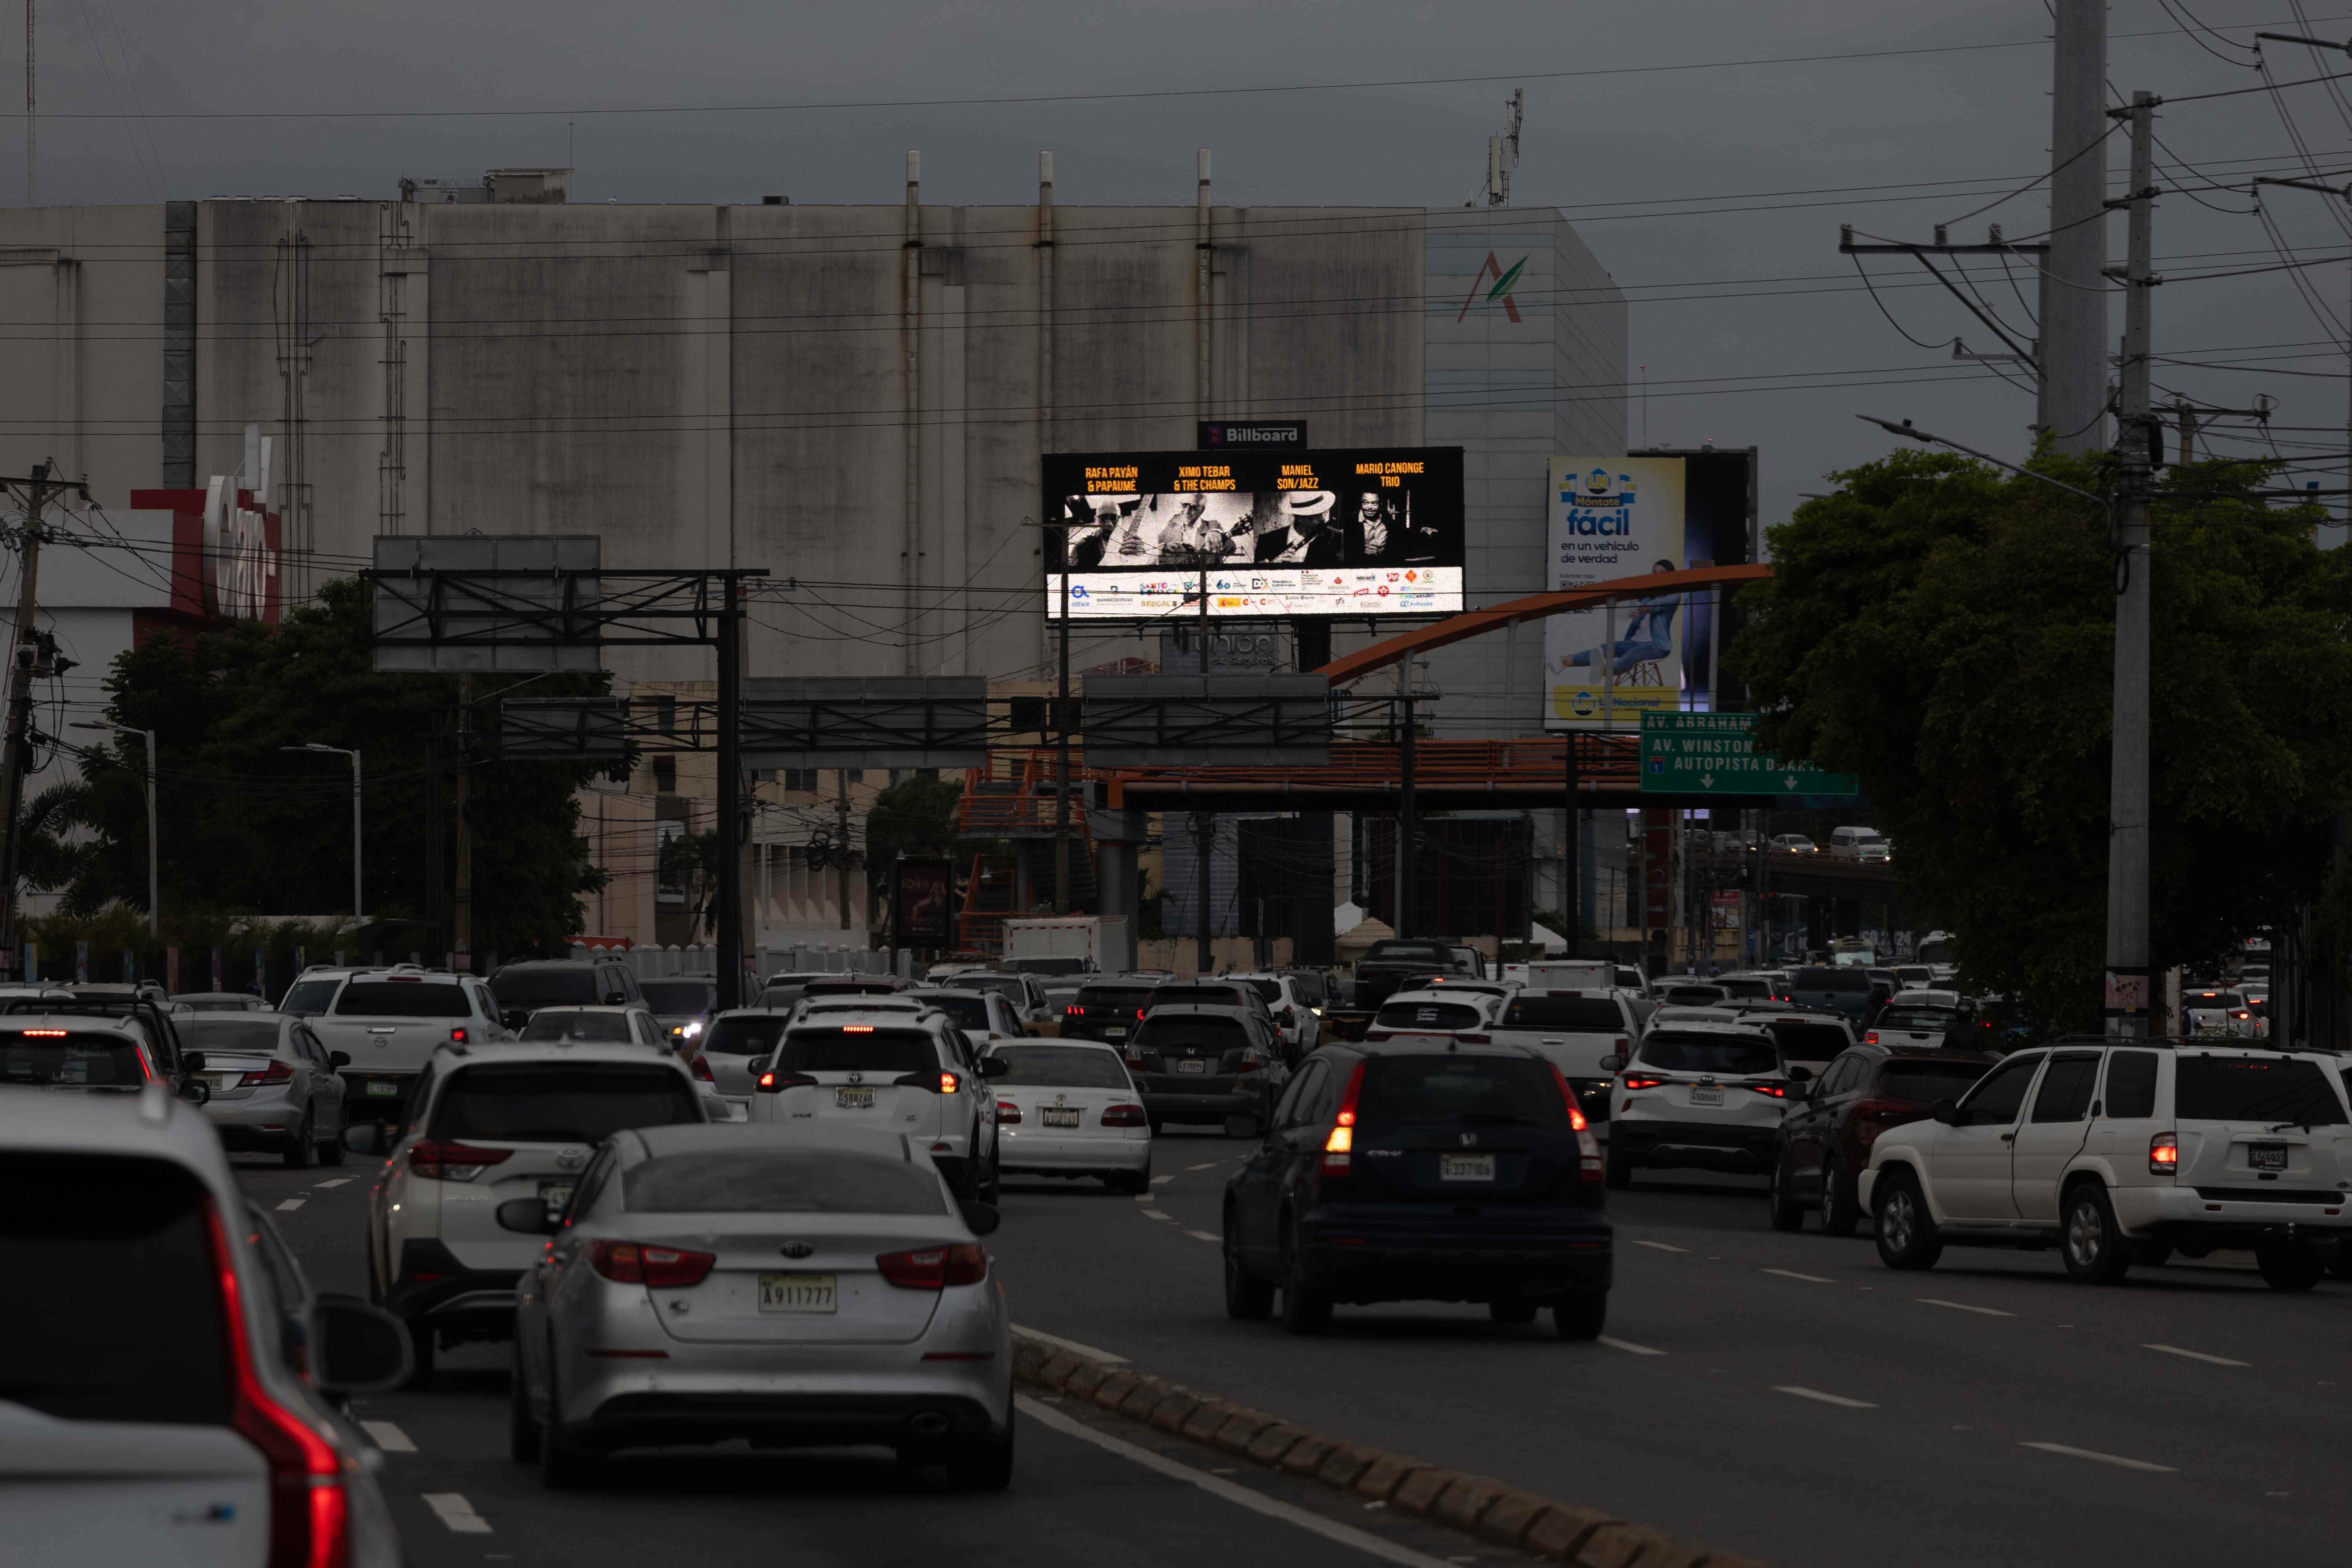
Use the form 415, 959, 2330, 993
1601, 1021, 1803, 1188
748, 1005, 1008, 1200
351, 1040, 709, 1383
1860, 1038, 2352, 1290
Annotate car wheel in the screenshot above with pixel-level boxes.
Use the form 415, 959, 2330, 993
1223, 1218, 1275, 1320
507, 1343, 541, 1463
537, 1363, 599, 1489
1767, 1149, 1804, 1232
2060, 1183, 2132, 1285
1872, 1173, 1942, 1270
1488, 1297, 1538, 1325
403, 1320, 436, 1390
2255, 1242, 2325, 1292
944, 1405, 1016, 1492
1604, 1140, 1633, 1191
1552, 1292, 1607, 1341
282, 1112, 315, 1171
1278, 1215, 1331, 1336
1819, 1158, 1860, 1238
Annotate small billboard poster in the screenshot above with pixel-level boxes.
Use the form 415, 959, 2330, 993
1544, 456, 1687, 728
893, 858, 956, 950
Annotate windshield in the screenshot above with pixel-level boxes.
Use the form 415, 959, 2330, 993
637, 980, 715, 1015
1500, 996, 1623, 1030
177, 1018, 283, 1055
0, 1029, 146, 1087
988, 1044, 1132, 1088
519, 1011, 636, 1044
624, 1149, 946, 1215
1794, 967, 1870, 994
428, 1064, 700, 1142
2175, 1056, 2347, 1125
703, 1015, 788, 1056
1637, 1033, 1782, 1076
279, 979, 339, 1017
1878, 1060, 1993, 1103
1374, 1000, 1485, 1032
1365, 941, 1455, 966
336, 980, 470, 1018
915, 993, 992, 1030
488, 969, 599, 1008
775, 1025, 939, 1075
1357, 1056, 1568, 1128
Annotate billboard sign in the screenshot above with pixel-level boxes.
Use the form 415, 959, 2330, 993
893, 858, 955, 949
1043, 447, 1463, 620
1543, 456, 1686, 728
1637, 711, 1858, 797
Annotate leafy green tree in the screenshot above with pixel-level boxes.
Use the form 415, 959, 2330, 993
1729, 448, 2352, 1031
73, 577, 613, 955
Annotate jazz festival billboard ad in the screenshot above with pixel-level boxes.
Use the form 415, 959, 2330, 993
1544, 456, 1687, 730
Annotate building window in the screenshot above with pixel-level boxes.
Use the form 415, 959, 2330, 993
652, 755, 677, 794
780, 767, 816, 792
654, 694, 677, 735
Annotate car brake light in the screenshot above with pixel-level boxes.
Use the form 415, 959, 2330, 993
408, 1140, 513, 1181
1066, 1004, 1083, 1016
1547, 1064, 1604, 1181
691, 1056, 714, 1082
997, 1100, 1022, 1124
238, 1060, 296, 1087
205, 1202, 347, 1568
590, 1240, 715, 1287
842, 1025, 874, 1033
448, 1027, 468, 1044
1863, 1031, 1878, 1045
1748, 1082, 1788, 1098
875, 1243, 989, 1289
1135, 1007, 1146, 1022
1322, 1059, 1368, 1172
1620, 1074, 1666, 1091
2150, 1132, 2178, 1176
1457, 1032, 1491, 1044
756, 1070, 817, 1093
1102, 1102, 1147, 1127
20, 1028, 66, 1036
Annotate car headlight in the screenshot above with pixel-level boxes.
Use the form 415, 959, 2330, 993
684, 1020, 703, 1037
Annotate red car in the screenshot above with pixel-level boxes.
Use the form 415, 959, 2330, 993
1769, 1044, 1998, 1234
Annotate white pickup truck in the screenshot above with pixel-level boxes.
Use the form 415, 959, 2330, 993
1485, 988, 1640, 1122
309, 967, 510, 1120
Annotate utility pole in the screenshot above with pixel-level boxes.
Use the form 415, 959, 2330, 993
2105, 91, 2158, 1038
1053, 562, 1071, 913
1193, 810, 1214, 975
0, 462, 57, 960
453, 674, 472, 971
1561, 733, 1579, 959
2043, 0, 2109, 453
835, 769, 851, 932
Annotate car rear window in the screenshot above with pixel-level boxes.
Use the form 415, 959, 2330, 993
519, 1012, 636, 1043
944, 975, 1025, 1000
1151, 985, 1249, 1009
1794, 967, 1870, 994
1716, 978, 1773, 998
279, 978, 339, 1017
0, 1029, 147, 1087
1078, 986, 1158, 1012
488, 969, 599, 1008
1878, 1010, 1958, 1033
1357, 1056, 1569, 1128
430, 1064, 701, 1142
1136, 1014, 1251, 1051
1500, 996, 1624, 1030
1637, 1033, 1782, 1076
1283, 973, 1328, 1005
1366, 942, 1454, 965
1877, 1060, 1993, 1102
0, 1152, 229, 1423
1760, 1021, 1850, 1060
637, 980, 715, 1014
1374, 1001, 1485, 1032
2174, 1056, 2348, 1126
624, 1150, 946, 1215
989, 1045, 1131, 1088
802, 979, 903, 998
703, 1015, 788, 1056
775, 1025, 940, 1076
915, 993, 992, 1030
336, 980, 471, 1018
1236, 980, 1283, 1004
178, 1018, 283, 1055
1662, 986, 1727, 1006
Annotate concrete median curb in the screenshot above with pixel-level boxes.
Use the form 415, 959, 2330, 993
1010, 1330, 1770, 1568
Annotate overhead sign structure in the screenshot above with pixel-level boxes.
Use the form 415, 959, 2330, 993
1043, 447, 1463, 620
1544, 456, 1687, 729
370, 534, 605, 673
739, 677, 991, 770
1080, 675, 1331, 766
1638, 711, 1858, 797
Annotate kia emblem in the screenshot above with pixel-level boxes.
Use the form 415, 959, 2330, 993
779, 1242, 815, 1259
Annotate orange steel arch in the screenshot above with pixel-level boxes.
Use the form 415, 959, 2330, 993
1310, 564, 1773, 686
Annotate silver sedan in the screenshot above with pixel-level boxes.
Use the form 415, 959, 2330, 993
181, 1011, 348, 1168
506, 1123, 1013, 1490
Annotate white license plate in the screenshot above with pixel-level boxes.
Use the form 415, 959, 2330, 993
365, 1080, 401, 1097
1043, 1107, 1082, 1128
835, 1087, 875, 1109
538, 1181, 574, 1214
2250, 1144, 2289, 1171
202, 1074, 231, 1091
758, 1273, 837, 1313
1688, 1085, 1724, 1106
1177, 1059, 1209, 1074
1439, 1154, 1495, 1182
1103, 1026, 1126, 1038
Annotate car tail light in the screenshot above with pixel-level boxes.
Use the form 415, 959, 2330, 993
448, 1027, 469, 1044
1457, 1032, 1491, 1044
205, 1203, 348, 1568
876, 1243, 989, 1289
1863, 1031, 1879, 1045
408, 1140, 512, 1181
1135, 1007, 1146, 1022
997, 1100, 1022, 1124
1322, 1059, 1368, 1172
1620, 1074, 1666, 1091
1851, 1097, 1910, 1126
238, 1060, 296, 1087
1066, 1004, 1083, 1016
2150, 1132, 2178, 1176
590, 1240, 715, 1287
1548, 1065, 1604, 1181
1122, 1053, 1148, 1071
2231, 1009, 2250, 1020
756, 1070, 817, 1093
1102, 1103, 1147, 1127
1748, 1082, 1789, 1098
690, 1056, 714, 1082
1236, 1054, 1264, 1074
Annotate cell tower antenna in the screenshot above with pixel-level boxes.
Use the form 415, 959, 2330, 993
1464, 87, 1523, 208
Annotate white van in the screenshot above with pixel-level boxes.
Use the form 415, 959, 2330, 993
1829, 826, 1891, 862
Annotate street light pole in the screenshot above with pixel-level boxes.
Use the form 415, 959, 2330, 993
73, 722, 156, 938
283, 743, 361, 922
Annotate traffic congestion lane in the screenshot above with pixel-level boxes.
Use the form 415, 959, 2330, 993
990, 1128, 2352, 1568
228, 1154, 1517, 1568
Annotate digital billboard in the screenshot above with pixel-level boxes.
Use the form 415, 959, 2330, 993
1043, 447, 1463, 620
1543, 456, 1687, 729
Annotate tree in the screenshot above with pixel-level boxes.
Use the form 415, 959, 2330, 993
864, 773, 963, 931
1728, 448, 2352, 1031
73, 577, 614, 955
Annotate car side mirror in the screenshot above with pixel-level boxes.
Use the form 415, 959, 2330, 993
1931, 1098, 1960, 1127
959, 1199, 1002, 1236
495, 1196, 559, 1234
180, 1078, 210, 1105
310, 1293, 413, 1396
328, 1050, 351, 1068
604, 993, 628, 1006
978, 1056, 1009, 1080
1598, 1053, 1626, 1073
341, 1122, 385, 1156
1787, 1064, 1813, 1083
1223, 1110, 1265, 1141
182, 1050, 207, 1073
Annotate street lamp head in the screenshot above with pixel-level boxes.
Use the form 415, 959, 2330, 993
1857, 414, 1930, 442
69, 721, 113, 733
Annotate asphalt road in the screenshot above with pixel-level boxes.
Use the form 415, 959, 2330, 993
238, 1129, 2352, 1568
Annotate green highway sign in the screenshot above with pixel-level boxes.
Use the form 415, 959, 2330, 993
1639, 711, 1859, 797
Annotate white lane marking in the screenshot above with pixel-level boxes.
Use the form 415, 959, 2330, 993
1762, 1267, 1833, 1283
316, 1178, 352, 1189
421, 1493, 492, 1534
1774, 1385, 1877, 1409
1152, 1174, 1177, 1185
1598, 1336, 1666, 1356
1018, 1396, 1459, 1568
1133, 1192, 1155, 1203
1184, 1230, 1221, 1243
360, 1420, 415, 1453
1630, 1239, 1687, 1253
1187, 1161, 1220, 1172
2019, 1441, 2177, 1474
2143, 1343, 2251, 1368
1141, 1209, 1174, 1221
1919, 1298, 2015, 1318
275, 1199, 305, 1212
1012, 1325, 1129, 1366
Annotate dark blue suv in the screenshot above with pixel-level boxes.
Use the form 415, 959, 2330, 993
1220, 1040, 1612, 1339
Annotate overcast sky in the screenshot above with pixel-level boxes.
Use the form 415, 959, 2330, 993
9, 1, 2352, 535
